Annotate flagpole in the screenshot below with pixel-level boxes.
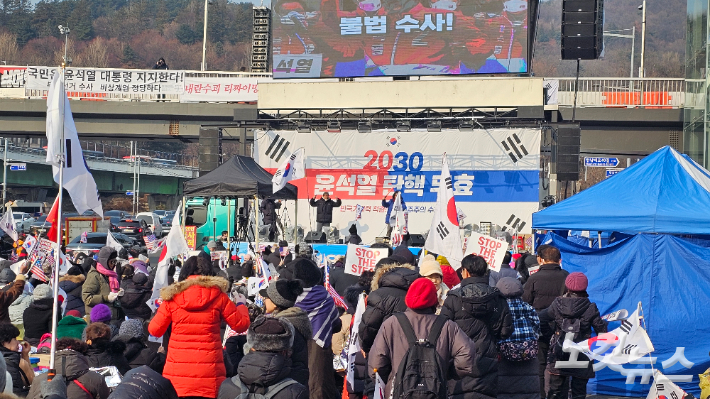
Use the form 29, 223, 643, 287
639, 302, 661, 398
48, 60, 67, 375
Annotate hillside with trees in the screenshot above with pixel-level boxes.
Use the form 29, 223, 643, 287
0, 0, 687, 77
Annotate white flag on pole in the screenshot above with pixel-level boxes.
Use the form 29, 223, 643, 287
373, 371, 386, 399
106, 232, 124, 253
647, 370, 687, 399
0, 209, 18, 241
424, 153, 463, 269
147, 203, 189, 313
45, 72, 103, 218
347, 293, 366, 391
272, 148, 305, 193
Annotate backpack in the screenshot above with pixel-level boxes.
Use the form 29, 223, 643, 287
37, 333, 53, 354
391, 313, 448, 399
550, 316, 582, 360
235, 377, 298, 399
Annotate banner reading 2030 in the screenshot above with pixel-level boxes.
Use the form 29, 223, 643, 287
254, 128, 540, 244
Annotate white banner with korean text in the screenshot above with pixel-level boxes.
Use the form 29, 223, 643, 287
181, 77, 272, 102
254, 128, 541, 244
25, 66, 184, 95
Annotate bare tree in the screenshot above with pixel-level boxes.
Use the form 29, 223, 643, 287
76, 38, 109, 68
0, 33, 19, 65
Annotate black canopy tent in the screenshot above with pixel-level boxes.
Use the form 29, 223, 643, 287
182, 155, 298, 249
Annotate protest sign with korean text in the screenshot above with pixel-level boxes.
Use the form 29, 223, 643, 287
26, 66, 184, 95
465, 232, 507, 272
344, 243, 388, 276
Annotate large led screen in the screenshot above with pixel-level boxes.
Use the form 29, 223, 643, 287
271, 0, 529, 78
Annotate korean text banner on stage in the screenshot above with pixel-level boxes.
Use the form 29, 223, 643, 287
271, 0, 529, 78
254, 128, 540, 243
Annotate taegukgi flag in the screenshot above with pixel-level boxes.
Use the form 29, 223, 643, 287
0, 208, 18, 241
272, 148, 306, 193
147, 203, 189, 313
424, 153, 463, 269
46, 72, 103, 218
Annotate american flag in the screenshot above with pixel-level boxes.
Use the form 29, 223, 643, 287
324, 259, 348, 311
30, 259, 48, 282
144, 234, 158, 251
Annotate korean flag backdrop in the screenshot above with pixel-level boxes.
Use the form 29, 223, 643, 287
254, 128, 541, 243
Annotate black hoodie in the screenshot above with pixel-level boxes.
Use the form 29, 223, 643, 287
114, 335, 166, 373
86, 339, 132, 375
26, 350, 109, 399
218, 351, 308, 399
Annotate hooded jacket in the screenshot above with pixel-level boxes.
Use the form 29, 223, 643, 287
273, 307, 312, 386
218, 351, 309, 399
59, 274, 86, 316
82, 265, 121, 320
148, 275, 250, 398
23, 297, 61, 345
309, 197, 342, 224
8, 291, 32, 326
440, 276, 514, 399
119, 274, 153, 320
542, 295, 607, 379
86, 339, 131, 375
368, 308, 476, 397
113, 335, 166, 373
26, 349, 110, 399
358, 263, 418, 353
108, 365, 177, 399
522, 263, 569, 311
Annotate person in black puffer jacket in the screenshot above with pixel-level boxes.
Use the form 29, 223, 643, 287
113, 319, 165, 373
120, 269, 153, 321
358, 260, 418, 354
342, 278, 371, 399
85, 322, 131, 375
108, 365, 177, 399
23, 284, 61, 346
218, 317, 308, 399
26, 338, 110, 399
329, 257, 359, 297
59, 266, 86, 317
440, 254, 514, 399
261, 279, 312, 387
541, 272, 607, 399
0, 323, 34, 397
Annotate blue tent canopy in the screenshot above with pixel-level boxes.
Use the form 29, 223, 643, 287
533, 146, 710, 234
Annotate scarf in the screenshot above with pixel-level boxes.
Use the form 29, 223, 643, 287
96, 263, 120, 293
296, 285, 339, 348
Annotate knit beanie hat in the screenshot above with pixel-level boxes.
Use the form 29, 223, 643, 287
66, 310, 81, 318
244, 316, 295, 353
67, 266, 83, 276
132, 273, 148, 286
130, 260, 149, 275
376, 257, 400, 268
441, 264, 460, 289
0, 268, 15, 284
405, 278, 438, 310
33, 284, 53, 300
565, 272, 588, 291
119, 319, 144, 339
391, 245, 415, 265
291, 258, 322, 288
419, 254, 443, 278
496, 277, 524, 298
262, 279, 303, 309
97, 247, 117, 268
90, 303, 112, 323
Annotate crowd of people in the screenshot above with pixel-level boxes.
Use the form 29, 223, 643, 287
0, 231, 608, 399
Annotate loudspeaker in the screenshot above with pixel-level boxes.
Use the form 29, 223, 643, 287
561, 0, 604, 60
305, 231, 326, 243
552, 124, 581, 181
199, 127, 222, 176
408, 234, 426, 247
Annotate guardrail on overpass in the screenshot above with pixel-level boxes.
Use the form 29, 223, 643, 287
6, 145, 197, 179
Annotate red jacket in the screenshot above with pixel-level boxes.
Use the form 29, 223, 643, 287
148, 276, 249, 398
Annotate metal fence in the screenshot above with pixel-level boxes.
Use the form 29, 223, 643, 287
555, 78, 686, 108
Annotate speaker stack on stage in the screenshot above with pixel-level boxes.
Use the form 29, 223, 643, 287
552, 124, 582, 181
305, 231, 326, 243
198, 127, 222, 176
561, 0, 604, 60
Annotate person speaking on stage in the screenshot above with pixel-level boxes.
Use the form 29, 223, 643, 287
382, 190, 406, 237
259, 197, 282, 241
309, 192, 342, 236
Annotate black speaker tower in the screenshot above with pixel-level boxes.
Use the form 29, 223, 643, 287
552, 124, 581, 181
561, 0, 604, 60
199, 127, 222, 176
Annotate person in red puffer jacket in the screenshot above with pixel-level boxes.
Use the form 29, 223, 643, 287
149, 256, 250, 399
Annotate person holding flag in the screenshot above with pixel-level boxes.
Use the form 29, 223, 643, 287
382, 190, 406, 238
424, 154, 464, 269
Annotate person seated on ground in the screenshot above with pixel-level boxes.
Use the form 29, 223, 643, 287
0, 323, 33, 397
107, 365, 178, 399
23, 284, 61, 346
218, 317, 308, 399
84, 322, 131, 375
120, 267, 153, 321
58, 266, 86, 317
113, 319, 165, 373
26, 338, 109, 399
5, 269, 32, 339
56, 310, 88, 340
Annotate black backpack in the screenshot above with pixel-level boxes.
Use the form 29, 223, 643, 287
391, 313, 448, 399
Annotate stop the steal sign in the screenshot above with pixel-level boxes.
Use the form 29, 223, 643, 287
344, 244, 388, 276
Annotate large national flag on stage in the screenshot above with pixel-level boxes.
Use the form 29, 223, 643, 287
46, 72, 103, 218
424, 153, 463, 269
272, 147, 305, 193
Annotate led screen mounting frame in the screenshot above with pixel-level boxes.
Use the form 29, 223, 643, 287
271, 0, 534, 78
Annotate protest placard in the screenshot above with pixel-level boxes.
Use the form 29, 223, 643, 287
464, 232, 507, 272
344, 244, 387, 276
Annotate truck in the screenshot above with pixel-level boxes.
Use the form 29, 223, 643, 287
184, 198, 243, 249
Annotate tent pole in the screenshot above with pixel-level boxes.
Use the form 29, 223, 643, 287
254, 195, 259, 252
293, 200, 298, 244
227, 198, 231, 262
181, 196, 186, 234
598, 231, 602, 249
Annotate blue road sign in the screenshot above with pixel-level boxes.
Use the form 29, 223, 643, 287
606, 169, 623, 178
8, 163, 26, 171
126, 191, 134, 196
585, 157, 619, 167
